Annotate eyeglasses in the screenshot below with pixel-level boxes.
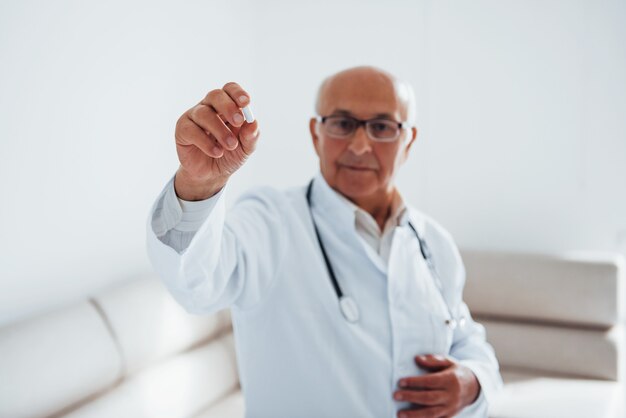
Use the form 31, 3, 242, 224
316, 115, 410, 142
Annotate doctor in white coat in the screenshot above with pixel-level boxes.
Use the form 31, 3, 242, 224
147, 66, 502, 418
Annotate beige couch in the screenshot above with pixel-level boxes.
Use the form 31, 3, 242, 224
0, 251, 623, 418
463, 250, 625, 417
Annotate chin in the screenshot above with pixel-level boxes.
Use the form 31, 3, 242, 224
335, 171, 379, 198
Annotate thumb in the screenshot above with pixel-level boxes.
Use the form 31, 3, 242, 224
236, 120, 260, 154
415, 354, 454, 371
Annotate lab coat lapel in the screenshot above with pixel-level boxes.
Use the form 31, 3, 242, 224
405, 209, 456, 317
309, 173, 387, 275
360, 238, 388, 274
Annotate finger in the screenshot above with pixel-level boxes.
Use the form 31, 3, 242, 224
234, 120, 260, 155
397, 405, 448, 418
394, 389, 448, 406
188, 104, 239, 151
415, 355, 454, 372
222, 81, 250, 108
399, 371, 450, 390
207, 133, 224, 157
201, 88, 245, 127
176, 115, 223, 158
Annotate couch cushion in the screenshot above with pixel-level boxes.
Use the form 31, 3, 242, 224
193, 390, 245, 418
63, 332, 239, 418
490, 369, 624, 418
462, 251, 624, 327
93, 275, 231, 375
479, 318, 622, 381
0, 301, 122, 418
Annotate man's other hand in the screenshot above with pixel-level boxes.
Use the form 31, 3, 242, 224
393, 354, 480, 418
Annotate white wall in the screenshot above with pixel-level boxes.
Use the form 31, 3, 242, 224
419, 1, 626, 255
1, 0, 624, 327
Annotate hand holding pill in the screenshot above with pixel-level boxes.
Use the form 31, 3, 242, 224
173, 82, 260, 200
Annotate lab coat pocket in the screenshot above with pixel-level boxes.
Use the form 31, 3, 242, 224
396, 317, 436, 378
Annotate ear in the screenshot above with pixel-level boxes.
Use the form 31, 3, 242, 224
400, 127, 418, 163
309, 117, 321, 157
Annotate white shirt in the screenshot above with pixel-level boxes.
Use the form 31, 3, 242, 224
333, 185, 406, 266
147, 172, 502, 418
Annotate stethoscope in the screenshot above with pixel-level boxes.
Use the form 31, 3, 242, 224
306, 179, 466, 329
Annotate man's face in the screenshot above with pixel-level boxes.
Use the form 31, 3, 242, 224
310, 70, 417, 202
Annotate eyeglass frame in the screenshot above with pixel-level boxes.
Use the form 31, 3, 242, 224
315, 114, 412, 143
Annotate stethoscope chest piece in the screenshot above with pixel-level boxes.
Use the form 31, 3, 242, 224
339, 296, 359, 323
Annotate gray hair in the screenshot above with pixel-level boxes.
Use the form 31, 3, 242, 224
395, 79, 417, 126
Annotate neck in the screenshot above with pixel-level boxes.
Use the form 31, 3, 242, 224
351, 188, 396, 231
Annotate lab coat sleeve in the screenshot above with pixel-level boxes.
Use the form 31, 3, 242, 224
423, 217, 503, 416
146, 175, 289, 314
449, 254, 503, 416
450, 302, 502, 417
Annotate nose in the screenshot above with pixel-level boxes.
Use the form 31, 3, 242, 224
347, 125, 372, 155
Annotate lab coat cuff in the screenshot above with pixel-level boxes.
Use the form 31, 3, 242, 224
458, 387, 487, 417
457, 359, 503, 413
146, 176, 228, 297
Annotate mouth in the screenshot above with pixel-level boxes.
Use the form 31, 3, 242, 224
341, 164, 376, 172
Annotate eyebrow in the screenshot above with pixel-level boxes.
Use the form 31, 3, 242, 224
331, 109, 396, 120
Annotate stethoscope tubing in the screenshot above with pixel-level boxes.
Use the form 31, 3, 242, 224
305, 179, 463, 328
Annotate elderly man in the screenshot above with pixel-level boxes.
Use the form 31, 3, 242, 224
147, 66, 502, 418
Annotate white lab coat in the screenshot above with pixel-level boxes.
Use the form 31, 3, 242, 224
146, 172, 502, 418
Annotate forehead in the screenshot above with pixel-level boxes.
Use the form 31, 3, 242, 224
318, 72, 405, 119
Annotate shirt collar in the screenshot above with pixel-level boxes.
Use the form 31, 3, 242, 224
352, 188, 408, 236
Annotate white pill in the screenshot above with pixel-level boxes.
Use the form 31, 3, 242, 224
242, 105, 255, 123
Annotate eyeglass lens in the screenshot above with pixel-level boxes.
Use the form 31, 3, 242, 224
324, 116, 400, 141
